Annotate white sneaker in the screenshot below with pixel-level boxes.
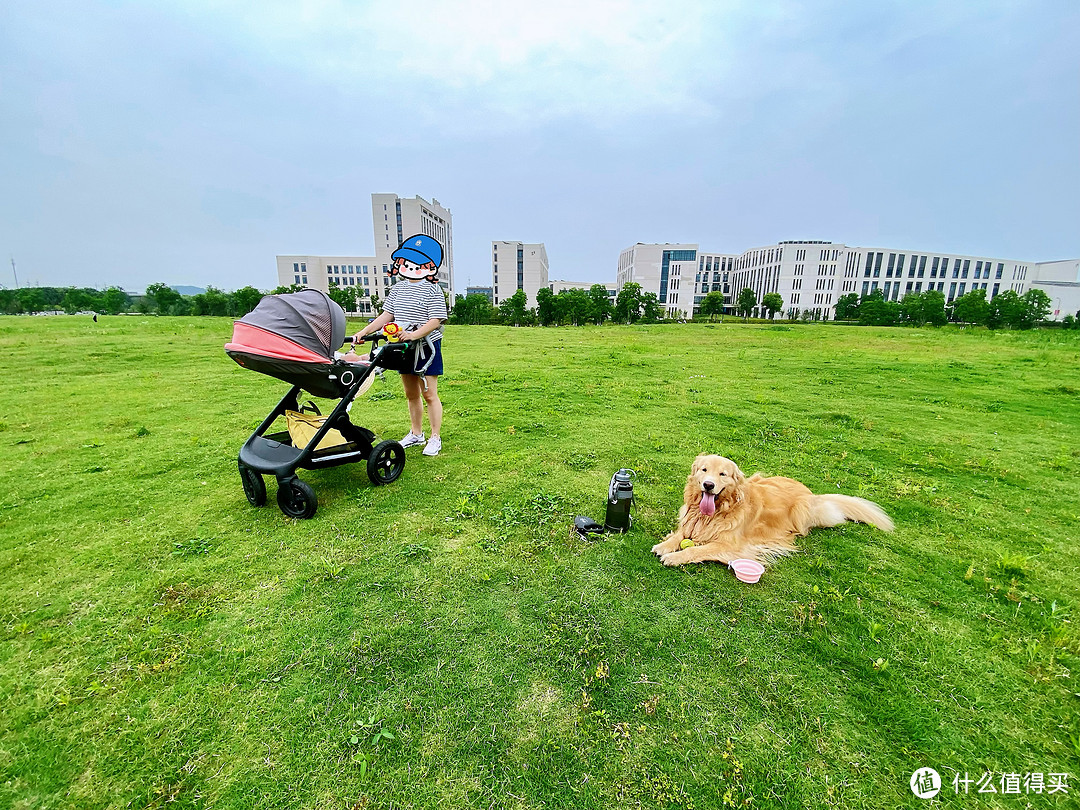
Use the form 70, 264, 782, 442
400, 431, 425, 448
422, 436, 442, 456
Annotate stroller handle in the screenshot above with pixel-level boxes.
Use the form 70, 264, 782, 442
349, 333, 418, 349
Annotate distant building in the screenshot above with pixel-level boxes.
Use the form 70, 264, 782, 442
465, 286, 493, 301
1032, 259, 1080, 319
276, 193, 454, 312
621, 240, 1079, 321
492, 241, 548, 307
617, 243, 700, 319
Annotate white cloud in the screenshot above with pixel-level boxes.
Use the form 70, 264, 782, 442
180, 0, 739, 125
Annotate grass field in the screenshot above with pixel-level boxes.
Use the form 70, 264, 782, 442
1, 316, 1078, 809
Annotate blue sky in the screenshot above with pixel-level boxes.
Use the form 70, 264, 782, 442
2, 0, 1077, 292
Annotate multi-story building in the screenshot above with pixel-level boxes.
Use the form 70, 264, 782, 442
492, 242, 548, 307
276, 193, 454, 312
1031, 259, 1080, 319
624, 241, 1079, 321
617, 243, 700, 319
725, 241, 1062, 320
465, 286, 493, 301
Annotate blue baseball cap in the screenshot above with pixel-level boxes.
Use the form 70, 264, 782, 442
392, 234, 443, 269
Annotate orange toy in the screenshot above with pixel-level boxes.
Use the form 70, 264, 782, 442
382, 322, 404, 342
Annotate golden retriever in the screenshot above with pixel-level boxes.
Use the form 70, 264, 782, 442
651, 454, 894, 566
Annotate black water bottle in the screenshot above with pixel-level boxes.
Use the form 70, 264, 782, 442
605, 469, 635, 533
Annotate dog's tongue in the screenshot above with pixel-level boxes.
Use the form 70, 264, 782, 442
699, 491, 716, 516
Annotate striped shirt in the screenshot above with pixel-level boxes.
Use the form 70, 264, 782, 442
383, 279, 448, 341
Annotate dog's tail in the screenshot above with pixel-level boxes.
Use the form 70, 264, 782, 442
812, 494, 894, 532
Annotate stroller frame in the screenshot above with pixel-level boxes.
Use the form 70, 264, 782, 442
236, 333, 414, 519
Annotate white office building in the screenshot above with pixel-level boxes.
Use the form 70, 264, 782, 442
276, 193, 454, 311
623, 241, 1079, 321
617, 243, 700, 319
492, 242, 548, 308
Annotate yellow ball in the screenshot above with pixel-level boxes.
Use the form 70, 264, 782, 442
680, 538, 695, 550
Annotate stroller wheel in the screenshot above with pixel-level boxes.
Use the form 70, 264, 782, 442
239, 462, 267, 507
367, 440, 405, 486
277, 477, 318, 519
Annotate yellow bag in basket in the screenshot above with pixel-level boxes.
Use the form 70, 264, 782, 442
285, 409, 346, 451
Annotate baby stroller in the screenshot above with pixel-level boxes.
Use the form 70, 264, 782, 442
224, 289, 416, 519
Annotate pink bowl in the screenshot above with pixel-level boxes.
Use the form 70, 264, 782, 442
729, 559, 765, 584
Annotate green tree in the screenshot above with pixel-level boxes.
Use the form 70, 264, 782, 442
640, 292, 663, 323
587, 284, 613, 324
1017, 288, 1051, 329
699, 290, 726, 321
100, 287, 130, 315
735, 288, 757, 320
949, 288, 990, 325
145, 283, 183, 314
16, 287, 48, 313
858, 290, 901, 326
450, 294, 495, 325
326, 283, 357, 314
0, 289, 20, 314
613, 282, 644, 324
232, 286, 264, 317
761, 292, 783, 320
499, 290, 529, 326
834, 293, 860, 321
192, 286, 231, 316
62, 288, 95, 314
271, 284, 305, 295
987, 290, 1021, 329
922, 290, 947, 325
535, 287, 557, 326
556, 288, 591, 326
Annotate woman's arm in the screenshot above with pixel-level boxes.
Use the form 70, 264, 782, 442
355, 310, 393, 341
402, 317, 444, 341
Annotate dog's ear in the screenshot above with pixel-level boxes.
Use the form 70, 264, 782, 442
730, 461, 745, 485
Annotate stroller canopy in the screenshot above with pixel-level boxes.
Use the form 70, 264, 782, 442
226, 289, 346, 363
225, 290, 348, 398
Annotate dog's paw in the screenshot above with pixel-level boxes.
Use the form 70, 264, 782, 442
651, 542, 667, 555
660, 552, 684, 567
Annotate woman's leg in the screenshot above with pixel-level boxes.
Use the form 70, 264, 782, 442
421, 376, 442, 436
400, 374, 425, 435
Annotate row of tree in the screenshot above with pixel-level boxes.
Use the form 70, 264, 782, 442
4, 282, 1071, 332
449, 283, 670, 326
0, 284, 270, 317
833, 287, 1057, 329
0, 286, 133, 315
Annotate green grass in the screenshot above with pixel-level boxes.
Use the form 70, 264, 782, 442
1, 316, 1078, 809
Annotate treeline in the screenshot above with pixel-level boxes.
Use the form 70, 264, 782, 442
6, 281, 1073, 331
1, 286, 133, 315
0, 283, 269, 317
832, 287, 1070, 329
450, 283, 664, 326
